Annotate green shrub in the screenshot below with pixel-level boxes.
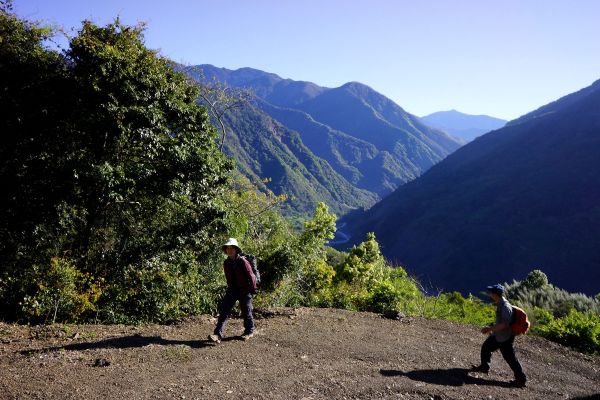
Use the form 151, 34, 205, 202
536, 309, 600, 355
335, 233, 384, 284
529, 307, 555, 332
506, 270, 600, 317
102, 249, 225, 323
21, 257, 102, 323
366, 279, 418, 314
422, 292, 495, 326
254, 277, 305, 308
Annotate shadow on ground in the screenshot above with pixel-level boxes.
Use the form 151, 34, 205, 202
380, 367, 510, 388
18, 334, 243, 354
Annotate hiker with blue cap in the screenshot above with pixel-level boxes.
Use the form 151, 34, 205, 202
471, 284, 527, 388
208, 238, 257, 343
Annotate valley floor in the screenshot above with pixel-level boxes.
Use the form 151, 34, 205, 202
1, 308, 598, 400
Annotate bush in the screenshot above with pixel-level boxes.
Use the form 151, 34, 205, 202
101, 249, 226, 323
505, 270, 600, 317
366, 278, 420, 314
422, 292, 495, 326
335, 233, 384, 284
535, 309, 600, 355
21, 257, 102, 323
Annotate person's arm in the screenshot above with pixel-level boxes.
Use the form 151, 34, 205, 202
481, 322, 508, 334
241, 258, 257, 291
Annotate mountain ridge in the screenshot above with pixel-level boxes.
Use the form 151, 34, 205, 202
219, 101, 379, 217
340, 78, 600, 296
182, 64, 463, 208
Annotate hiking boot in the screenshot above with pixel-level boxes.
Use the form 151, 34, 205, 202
208, 334, 222, 344
509, 379, 527, 388
470, 365, 489, 374
241, 332, 254, 341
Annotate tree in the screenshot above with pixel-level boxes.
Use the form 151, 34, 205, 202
63, 20, 232, 271
0, 14, 233, 322
299, 202, 337, 250
336, 232, 384, 284
524, 269, 549, 289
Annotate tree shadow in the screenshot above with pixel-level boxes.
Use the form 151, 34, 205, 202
380, 368, 510, 388
19, 334, 226, 354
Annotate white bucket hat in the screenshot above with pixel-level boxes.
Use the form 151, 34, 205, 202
222, 238, 241, 253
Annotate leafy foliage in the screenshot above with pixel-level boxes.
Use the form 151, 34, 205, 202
505, 270, 600, 317
22, 257, 102, 323
420, 292, 495, 326
0, 11, 231, 322
503, 270, 600, 354
534, 309, 600, 355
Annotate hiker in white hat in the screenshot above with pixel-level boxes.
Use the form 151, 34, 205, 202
208, 238, 257, 343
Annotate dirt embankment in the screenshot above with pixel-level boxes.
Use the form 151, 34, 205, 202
1, 308, 599, 399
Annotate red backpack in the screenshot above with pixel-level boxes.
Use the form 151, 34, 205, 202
511, 306, 531, 335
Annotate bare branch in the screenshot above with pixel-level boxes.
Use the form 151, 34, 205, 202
188, 70, 253, 152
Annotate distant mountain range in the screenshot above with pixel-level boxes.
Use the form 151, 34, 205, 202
340, 79, 600, 296
421, 110, 506, 142
181, 65, 463, 217
218, 102, 379, 217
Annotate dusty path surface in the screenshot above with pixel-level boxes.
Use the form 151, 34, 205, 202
1, 308, 599, 400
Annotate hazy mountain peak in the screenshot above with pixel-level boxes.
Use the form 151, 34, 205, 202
421, 110, 506, 142
340, 81, 372, 91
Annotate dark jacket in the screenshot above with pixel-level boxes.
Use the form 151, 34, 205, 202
223, 254, 257, 294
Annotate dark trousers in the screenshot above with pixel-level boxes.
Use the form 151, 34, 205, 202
481, 335, 526, 382
214, 290, 254, 336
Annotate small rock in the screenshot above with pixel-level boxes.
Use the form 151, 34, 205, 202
93, 358, 110, 367
383, 310, 406, 320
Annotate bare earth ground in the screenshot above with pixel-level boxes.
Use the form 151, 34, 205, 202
1, 307, 598, 400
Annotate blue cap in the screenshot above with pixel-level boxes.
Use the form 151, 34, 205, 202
486, 284, 505, 295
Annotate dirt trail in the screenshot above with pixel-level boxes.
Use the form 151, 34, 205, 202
1, 308, 599, 399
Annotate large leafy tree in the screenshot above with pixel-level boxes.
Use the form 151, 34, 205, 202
63, 20, 231, 272
0, 8, 232, 321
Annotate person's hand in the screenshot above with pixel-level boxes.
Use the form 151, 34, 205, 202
481, 326, 492, 334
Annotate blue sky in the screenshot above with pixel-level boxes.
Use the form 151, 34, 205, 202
15, 0, 600, 120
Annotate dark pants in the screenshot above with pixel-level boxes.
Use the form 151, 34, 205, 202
214, 290, 254, 337
481, 335, 526, 382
